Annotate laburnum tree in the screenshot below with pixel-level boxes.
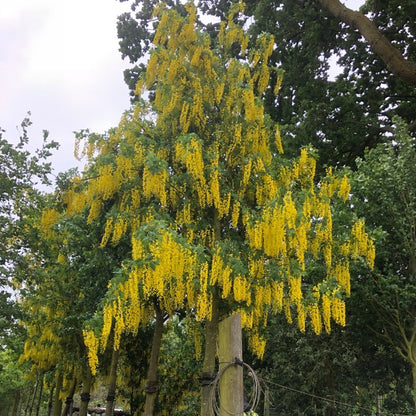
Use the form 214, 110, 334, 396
18, 206, 89, 416
19, 170, 128, 416
59, 2, 374, 415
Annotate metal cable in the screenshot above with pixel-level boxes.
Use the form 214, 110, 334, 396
208, 359, 260, 416
258, 376, 415, 416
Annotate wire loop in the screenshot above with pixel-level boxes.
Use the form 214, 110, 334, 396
208, 360, 260, 416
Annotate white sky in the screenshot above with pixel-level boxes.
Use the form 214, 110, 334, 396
0, 0, 365, 182
0, 0, 131, 176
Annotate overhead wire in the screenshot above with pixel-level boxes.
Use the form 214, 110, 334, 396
258, 375, 414, 416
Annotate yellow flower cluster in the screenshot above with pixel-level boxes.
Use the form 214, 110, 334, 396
251, 34, 275, 94
274, 70, 284, 95
86, 198, 102, 224
175, 137, 208, 204
143, 166, 168, 206
20, 324, 63, 374
112, 216, 128, 245
210, 250, 233, 299
247, 331, 267, 359
139, 231, 196, 309
233, 275, 251, 303
90, 165, 121, 201
240, 149, 375, 338
337, 175, 351, 202
297, 305, 306, 333
100, 217, 114, 248
308, 304, 322, 335
351, 219, 375, 267
83, 329, 99, 374
196, 263, 213, 320
231, 200, 240, 228
334, 261, 351, 295
40, 208, 60, 232
218, 1, 249, 54
90, 229, 199, 364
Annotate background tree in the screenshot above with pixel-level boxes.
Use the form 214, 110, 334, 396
0, 118, 57, 344
317, 0, 416, 84
0, 118, 58, 415
351, 117, 416, 409
16, 165, 131, 416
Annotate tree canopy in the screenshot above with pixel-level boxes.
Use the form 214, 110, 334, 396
5, 0, 416, 415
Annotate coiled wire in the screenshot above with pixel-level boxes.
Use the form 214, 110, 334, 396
208, 359, 260, 416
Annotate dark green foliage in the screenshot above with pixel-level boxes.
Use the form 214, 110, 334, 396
244, 305, 413, 415
117, 0, 188, 100
351, 119, 416, 370
0, 116, 58, 347
156, 318, 202, 415
116, 328, 154, 415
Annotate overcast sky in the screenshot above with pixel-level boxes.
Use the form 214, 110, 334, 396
1, 0, 131, 176
1, 0, 365, 182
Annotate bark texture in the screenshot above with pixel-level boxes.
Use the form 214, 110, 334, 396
61, 378, 76, 416
79, 369, 93, 416
105, 349, 120, 416
52, 374, 63, 416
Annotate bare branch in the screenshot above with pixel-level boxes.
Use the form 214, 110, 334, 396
316, 0, 416, 84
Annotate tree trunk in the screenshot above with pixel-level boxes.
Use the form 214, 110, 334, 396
410, 255, 416, 409
53, 374, 63, 416
200, 294, 220, 416
411, 362, 416, 410
36, 376, 44, 416
47, 385, 55, 416
105, 349, 120, 416
29, 377, 40, 416
12, 389, 21, 416
316, 0, 416, 84
143, 301, 164, 416
61, 378, 77, 416
79, 368, 93, 416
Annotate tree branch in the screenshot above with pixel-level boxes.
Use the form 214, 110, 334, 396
316, 0, 416, 84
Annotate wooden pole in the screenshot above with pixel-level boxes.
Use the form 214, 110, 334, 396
264, 387, 270, 416
218, 313, 243, 416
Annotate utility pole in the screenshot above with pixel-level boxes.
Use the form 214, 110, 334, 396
218, 313, 244, 416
